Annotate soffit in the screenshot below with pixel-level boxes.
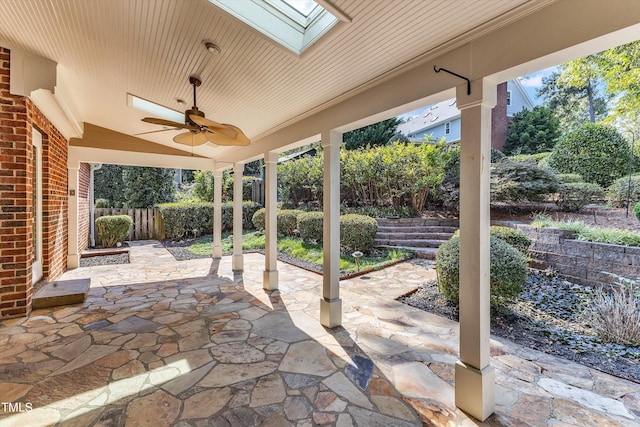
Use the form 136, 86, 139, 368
0, 0, 547, 161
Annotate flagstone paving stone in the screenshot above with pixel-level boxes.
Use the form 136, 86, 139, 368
0, 241, 638, 426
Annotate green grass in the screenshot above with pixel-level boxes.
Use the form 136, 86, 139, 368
184, 231, 414, 273
531, 214, 640, 247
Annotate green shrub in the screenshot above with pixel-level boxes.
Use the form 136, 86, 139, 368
634, 203, 640, 223
298, 211, 324, 242
557, 173, 584, 183
340, 214, 378, 252
489, 226, 531, 255
549, 122, 630, 188
491, 158, 559, 203
159, 202, 214, 239
510, 151, 552, 167
94, 198, 109, 208
252, 208, 266, 230
607, 175, 640, 208
556, 182, 604, 212
95, 215, 132, 247
160, 201, 260, 239
436, 235, 528, 306
278, 210, 301, 236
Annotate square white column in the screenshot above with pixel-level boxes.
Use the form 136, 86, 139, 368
232, 163, 244, 272
67, 164, 80, 268
320, 130, 342, 328
212, 169, 223, 259
263, 151, 278, 290
455, 78, 497, 421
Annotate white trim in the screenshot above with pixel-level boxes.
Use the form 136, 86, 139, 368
31, 129, 43, 284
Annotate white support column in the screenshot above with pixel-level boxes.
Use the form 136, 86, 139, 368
320, 130, 342, 328
232, 163, 244, 272
263, 152, 278, 290
212, 170, 223, 259
455, 78, 497, 421
67, 164, 80, 268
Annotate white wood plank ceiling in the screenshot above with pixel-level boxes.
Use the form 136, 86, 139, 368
0, 0, 547, 159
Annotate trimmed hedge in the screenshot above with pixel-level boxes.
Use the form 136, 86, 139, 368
607, 175, 640, 208
252, 208, 266, 231
278, 210, 301, 236
436, 234, 528, 306
489, 226, 531, 255
95, 215, 132, 247
556, 182, 604, 212
635, 202, 640, 223
340, 214, 378, 252
95, 198, 109, 208
159, 201, 261, 239
298, 211, 324, 242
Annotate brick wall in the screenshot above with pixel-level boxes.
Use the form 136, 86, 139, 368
78, 163, 90, 252
0, 46, 69, 319
0, 47, 31, 318
28, 99, 68, 283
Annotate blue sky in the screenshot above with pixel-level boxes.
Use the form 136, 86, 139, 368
399, 67, 557, 120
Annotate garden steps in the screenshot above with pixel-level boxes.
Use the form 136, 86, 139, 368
374, 217, 459, 260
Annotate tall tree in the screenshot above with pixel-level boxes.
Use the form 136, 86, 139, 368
503, 106, 560, 155
343, 118, 402, 150
595, 40, 640, 133
123, 167, 176, 208
537, 72, 608, 130
94, 164, 126, 207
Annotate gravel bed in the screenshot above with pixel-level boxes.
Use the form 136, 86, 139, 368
399, 271, 640, 383
79, 253, 129, 267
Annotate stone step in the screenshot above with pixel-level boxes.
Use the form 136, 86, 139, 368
375, 231, 454, 241
377, 225, 458, 233
32, 278, 91, 309
376, 217, 459, 227
378, 245, 438, 260
375, 238, 447, 248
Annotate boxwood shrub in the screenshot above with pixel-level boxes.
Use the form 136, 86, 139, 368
95, 215, 132, 247
252, 208, 266, 230
340, 214, 378, 252
278, 210, 301, 236
436, 234, 528, 306
556, 182, 604, 212
298, 211, 324, 242
607, 175, 640, 208
160, 201, 262, 239
489, 226, 531, 255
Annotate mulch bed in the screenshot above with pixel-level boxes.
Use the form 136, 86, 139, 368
398, 271, 640, 383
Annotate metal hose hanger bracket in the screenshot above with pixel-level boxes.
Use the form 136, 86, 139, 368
434, 65, 471, 95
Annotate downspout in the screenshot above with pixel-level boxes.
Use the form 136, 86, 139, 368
90, 163, 102, 247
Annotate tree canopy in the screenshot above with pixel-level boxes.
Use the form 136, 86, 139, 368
123, 167, 176, 208
94, 164, 126, 208
503, 106, 560, 155
342, 118, 404, 150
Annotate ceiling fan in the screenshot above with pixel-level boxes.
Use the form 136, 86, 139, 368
141, 76, 250, 147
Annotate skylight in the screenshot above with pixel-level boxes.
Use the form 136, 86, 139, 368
209, 0, 344, 55
128, 94, 184, 124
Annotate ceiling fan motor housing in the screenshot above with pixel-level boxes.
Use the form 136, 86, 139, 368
186, 107, 205, 128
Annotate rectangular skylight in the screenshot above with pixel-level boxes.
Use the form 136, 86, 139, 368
127, 94, 184, 124
282, 0, 318, 17
209, 0, 341, 55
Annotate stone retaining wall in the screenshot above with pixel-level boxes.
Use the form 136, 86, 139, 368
514, 224, 640, 288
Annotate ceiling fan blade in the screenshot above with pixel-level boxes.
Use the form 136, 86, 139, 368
189, 115, 238, 139
134, 128, 181, 136
142, 117, 198, 131
204, 125, 250, 146
173, 131, 208, 146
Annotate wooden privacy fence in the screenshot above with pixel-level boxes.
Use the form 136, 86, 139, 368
94, 208, 164, 241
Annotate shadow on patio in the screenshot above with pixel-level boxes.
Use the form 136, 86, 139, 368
0, 242, 638, 426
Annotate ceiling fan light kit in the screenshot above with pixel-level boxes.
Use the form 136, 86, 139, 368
141, 76, 249, 147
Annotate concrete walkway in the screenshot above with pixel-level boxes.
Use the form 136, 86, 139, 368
0, 241, 638, 426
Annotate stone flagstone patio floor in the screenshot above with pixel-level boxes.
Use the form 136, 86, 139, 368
0, 240, 639, 426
